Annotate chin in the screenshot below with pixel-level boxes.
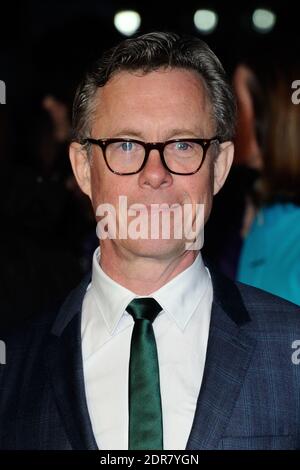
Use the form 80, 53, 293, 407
122, 238, 187, 260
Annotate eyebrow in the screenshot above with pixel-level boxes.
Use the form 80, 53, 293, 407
110, 129, 145, 139
110, 128, 205, 140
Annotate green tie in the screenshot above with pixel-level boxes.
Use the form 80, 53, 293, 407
127, 298, 163, 450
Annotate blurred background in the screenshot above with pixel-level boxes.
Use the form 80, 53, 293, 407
0, 0, 300, 328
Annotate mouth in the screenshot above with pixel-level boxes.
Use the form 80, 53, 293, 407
135, 203, 182, 213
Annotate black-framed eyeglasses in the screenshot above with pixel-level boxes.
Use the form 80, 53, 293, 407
81, 137, 220, 175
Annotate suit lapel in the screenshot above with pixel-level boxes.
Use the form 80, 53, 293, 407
186, 269, 257, 450
46, 273, 98, 450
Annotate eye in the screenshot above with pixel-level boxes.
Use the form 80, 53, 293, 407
165, 141, 199, 159
120, 141, 134, 152
175, 142, 191, 151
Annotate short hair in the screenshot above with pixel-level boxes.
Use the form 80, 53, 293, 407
72, 31, 236, 144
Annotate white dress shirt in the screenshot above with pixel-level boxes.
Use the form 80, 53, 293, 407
81, 247, 213, 450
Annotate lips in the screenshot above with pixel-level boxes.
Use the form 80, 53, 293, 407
135, 203, 182, 212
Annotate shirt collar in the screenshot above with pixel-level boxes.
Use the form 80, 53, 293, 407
90, 247, 211, 334
152, 253, 211, 331
90, 247, 136, 335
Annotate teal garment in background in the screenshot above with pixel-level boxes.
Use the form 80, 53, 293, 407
238, 203, 300, 306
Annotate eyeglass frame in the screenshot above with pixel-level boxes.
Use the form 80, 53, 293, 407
81, 136, 221, 176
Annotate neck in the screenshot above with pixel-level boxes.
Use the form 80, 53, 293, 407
99, 241, 199, 295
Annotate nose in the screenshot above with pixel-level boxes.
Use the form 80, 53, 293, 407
138, 149, 173, 189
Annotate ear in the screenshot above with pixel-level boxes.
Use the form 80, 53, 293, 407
213, 141, 234, 195
69, 142, 92, 198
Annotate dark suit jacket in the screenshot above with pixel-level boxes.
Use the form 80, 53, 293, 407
1, 268, 300, 450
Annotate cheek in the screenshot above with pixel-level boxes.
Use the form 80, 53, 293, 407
90, 167, 103, 211
184, 170, 214, 224
90, 165, 131, 213
187, 169, 214, 204
89, 160, 111, 214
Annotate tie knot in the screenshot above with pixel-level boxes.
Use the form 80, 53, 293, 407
127, 298, 162, 323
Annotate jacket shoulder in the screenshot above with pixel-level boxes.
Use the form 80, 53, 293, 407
235, 280, 300, 331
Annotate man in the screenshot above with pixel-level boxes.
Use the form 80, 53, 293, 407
1, 32, 300, 451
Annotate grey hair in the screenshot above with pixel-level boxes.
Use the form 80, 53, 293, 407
71, 31, 236, 145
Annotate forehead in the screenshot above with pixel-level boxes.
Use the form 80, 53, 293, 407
93, 68, 214, 136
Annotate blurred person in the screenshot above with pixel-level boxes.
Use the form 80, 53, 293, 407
1, 32, 300, 451
202, 61, 262, 280
236, 56, 300, 305
41, 95, 97, 268
0, 99, 90, 330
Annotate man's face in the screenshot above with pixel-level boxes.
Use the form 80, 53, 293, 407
71, 68, 233, 260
